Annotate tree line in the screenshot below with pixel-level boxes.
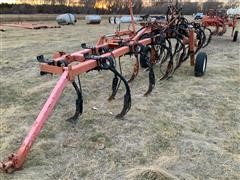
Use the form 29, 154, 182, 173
0, 0, 239, 14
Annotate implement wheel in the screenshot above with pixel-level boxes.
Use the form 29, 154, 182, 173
194, 52, 207, 77
233, 31, 238, 42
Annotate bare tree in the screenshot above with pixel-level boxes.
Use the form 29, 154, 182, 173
202, 0, 224, 12
57, 0, 67, 5
80, 0, 96, 13
227, 0, 240, 7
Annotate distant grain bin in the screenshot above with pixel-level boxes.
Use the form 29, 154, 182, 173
56, 13, 77, 25
227, 7, 240, 17
120, 16, 142, 23
85, 15, 101, 24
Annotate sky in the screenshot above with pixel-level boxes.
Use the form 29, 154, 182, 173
0, 0, 229, 5
0, 0, 16, 3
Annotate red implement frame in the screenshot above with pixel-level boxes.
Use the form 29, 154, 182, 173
202, 9, 238, 37
0, 0, 199, 173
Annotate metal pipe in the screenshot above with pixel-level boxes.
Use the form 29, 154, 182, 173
0, 71, 69, 173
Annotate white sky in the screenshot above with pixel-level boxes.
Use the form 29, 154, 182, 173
0, 0, 16, 3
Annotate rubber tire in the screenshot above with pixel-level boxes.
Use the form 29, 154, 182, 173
140, 46, 151, 68
233, 31, 238, 42
114, 17, 121, 25
109, 16, 115, 24
194, 52, 207, 77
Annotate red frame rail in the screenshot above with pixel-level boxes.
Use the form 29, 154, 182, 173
0, 0, 201, 173
202, 9, 238, 37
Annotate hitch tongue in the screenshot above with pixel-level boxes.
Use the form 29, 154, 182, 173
0, 154, 16, 173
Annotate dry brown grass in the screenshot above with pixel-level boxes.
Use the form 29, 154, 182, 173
0, 14, 119, 23
0, 14, 60, 23
0, 18, 240, 179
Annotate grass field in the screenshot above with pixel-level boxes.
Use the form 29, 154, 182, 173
0, 14, 119, 23
0, 18, 240, 179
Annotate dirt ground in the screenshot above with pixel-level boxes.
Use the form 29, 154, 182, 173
0, 18, 240, 180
